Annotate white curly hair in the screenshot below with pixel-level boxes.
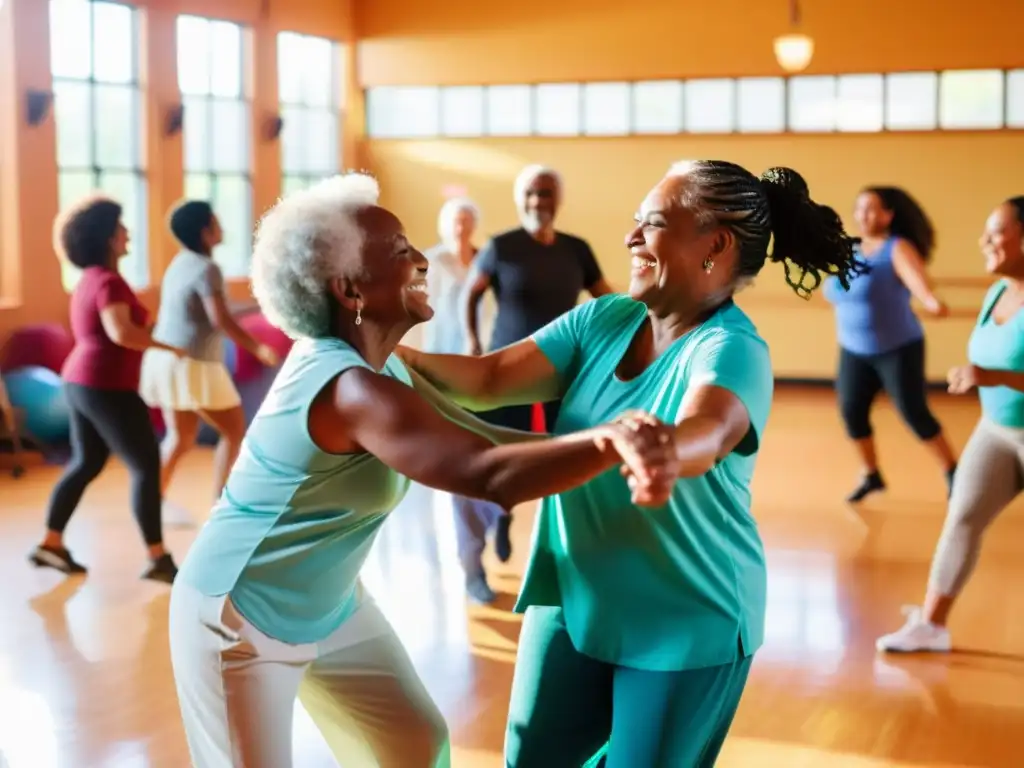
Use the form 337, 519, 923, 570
251, 172, 380, 339
513, 164, 562, 207
436, 196, 481, 252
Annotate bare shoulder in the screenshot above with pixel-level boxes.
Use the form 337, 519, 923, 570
332, 365, 395, 405
310, 365, 408, 453
891, 237, 923, 261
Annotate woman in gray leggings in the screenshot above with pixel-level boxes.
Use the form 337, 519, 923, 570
877, 195, 1024, 653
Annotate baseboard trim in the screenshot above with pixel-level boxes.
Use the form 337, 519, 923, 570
775, 376, 949, 391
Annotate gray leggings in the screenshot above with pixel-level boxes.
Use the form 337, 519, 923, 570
930, 418, 1024, 596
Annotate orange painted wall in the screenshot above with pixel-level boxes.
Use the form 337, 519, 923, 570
0, 0, 360, 342
3, 0, 1024, 380
360, 0, 1024, 379
357, 0, 1024, 86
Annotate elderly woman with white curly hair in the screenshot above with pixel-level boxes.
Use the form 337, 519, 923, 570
167, 172, 673, 768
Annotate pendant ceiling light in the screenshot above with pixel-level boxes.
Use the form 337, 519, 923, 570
773, 0, 814, 74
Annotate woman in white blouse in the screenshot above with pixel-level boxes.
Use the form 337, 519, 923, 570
423, 197, 507, 604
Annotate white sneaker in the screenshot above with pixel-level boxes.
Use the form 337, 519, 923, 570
876, 605, 952, 653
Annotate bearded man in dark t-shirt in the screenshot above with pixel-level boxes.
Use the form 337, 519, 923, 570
462, 164, 613, 560
464, 164, 612, 429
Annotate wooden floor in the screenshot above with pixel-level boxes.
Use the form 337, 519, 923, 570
1, 387, 1022, 768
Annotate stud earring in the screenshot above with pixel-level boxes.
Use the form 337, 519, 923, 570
703, 256, 714, 273
355, 306, 362, 326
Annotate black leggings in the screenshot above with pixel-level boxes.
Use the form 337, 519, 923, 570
836, 338, 942, 441
46, 383, 163, 545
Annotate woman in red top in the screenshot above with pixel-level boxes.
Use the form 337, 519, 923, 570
29, 195, 183, 583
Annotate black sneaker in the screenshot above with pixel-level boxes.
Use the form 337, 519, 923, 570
142, 553, 178, 584
29, 544, 88, 574
846, 471, 886, 503
494, 513, 513, 563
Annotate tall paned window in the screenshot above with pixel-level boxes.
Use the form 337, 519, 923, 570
177, 15, 252, 278
278, 32, 342, 197
50, 0, 148, 290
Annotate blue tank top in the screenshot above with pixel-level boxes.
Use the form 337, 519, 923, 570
176, 336, 413, 644
824, 238, 923, 356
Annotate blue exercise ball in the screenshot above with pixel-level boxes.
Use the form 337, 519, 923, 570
3, 365, 70, 444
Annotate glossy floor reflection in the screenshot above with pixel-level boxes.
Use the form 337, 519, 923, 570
1, 388, 1022, 767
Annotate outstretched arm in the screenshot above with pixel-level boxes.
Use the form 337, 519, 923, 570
618, 384, 755, 505
314, 367, 662, 511
400, 295, 593, 411
398, 340, 562, 411
616, 332, 773, 505
891, 239, 948, 317
406, 367, 546, 444
203, 291, 279, 367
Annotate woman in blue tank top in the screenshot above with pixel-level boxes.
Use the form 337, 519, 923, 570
824, 186, 957, 502
878, 196, 1024, 654
167, 173, 672, 768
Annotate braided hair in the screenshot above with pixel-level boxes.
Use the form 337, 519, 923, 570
1007, 196, 1024, 224
861, 186, 935, 262
668, 160, 863, 298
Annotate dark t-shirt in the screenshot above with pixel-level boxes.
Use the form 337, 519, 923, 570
476, 227, 603, 349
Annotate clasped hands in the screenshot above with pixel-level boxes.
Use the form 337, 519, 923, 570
595, 410, 680, 507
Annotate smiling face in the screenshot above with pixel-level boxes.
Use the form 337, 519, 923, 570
110, 220, 129, 260
625, 175, 737, 312
853, 192, 893, 238
518, 173, 559, 233
979, 202, 1024, 278
346, 206, 433, 328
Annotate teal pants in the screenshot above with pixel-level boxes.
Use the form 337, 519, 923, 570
505, 607, 752, 768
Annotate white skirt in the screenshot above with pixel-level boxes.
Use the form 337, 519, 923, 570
139, 349, 241, 412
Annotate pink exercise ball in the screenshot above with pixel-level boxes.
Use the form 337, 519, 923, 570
233, 312, 292, 383
0, 323, 74, 374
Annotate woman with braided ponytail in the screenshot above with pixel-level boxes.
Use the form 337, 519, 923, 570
399, 160, 861, 766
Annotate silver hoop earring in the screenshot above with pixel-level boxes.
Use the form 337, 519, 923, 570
703, 256, 714, 273
355, 306, 362, 326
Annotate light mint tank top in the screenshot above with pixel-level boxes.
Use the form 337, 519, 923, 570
176, 336, 412, 644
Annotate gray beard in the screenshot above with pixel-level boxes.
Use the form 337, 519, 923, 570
519, 211, 548, 233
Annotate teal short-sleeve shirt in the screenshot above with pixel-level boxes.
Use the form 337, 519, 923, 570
517, 294, 773, 672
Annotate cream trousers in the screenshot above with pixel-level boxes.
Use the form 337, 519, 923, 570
169, 581, 450, 767
930, 417, 1024, 596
